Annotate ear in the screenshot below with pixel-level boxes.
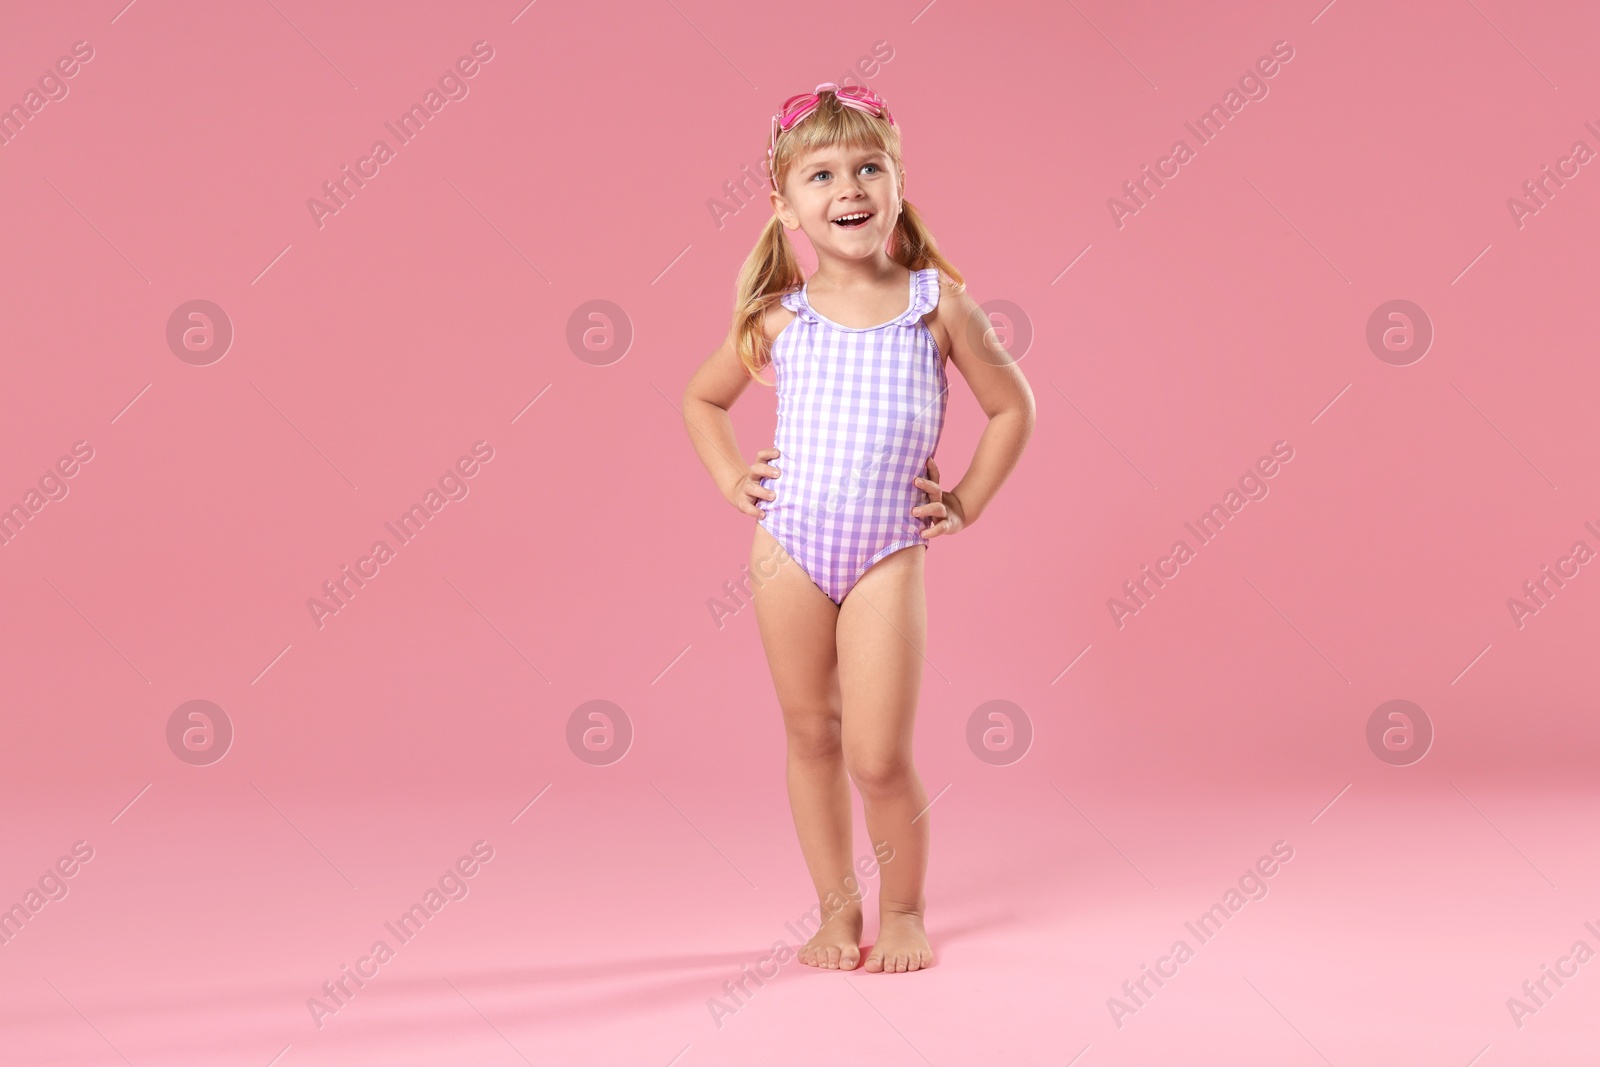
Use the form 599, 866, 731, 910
770, 190, 801, 231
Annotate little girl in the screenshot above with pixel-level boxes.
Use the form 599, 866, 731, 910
682, 82, 1035, 973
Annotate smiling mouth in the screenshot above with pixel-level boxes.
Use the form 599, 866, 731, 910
832, 212, 873, 229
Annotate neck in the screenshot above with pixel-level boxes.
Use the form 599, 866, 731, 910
809, 255, 903, 292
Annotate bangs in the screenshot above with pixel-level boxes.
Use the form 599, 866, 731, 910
772, 95, 900, 188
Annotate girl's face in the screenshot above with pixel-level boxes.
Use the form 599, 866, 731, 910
772, 142, 902, 261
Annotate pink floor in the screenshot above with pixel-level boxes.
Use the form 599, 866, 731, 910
5, 781, 1599, 1063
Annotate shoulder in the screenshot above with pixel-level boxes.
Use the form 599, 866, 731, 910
762, 289, 799, 342
926, 270, 977, 336
925, 271, 985, 367
930, 270, 971, 313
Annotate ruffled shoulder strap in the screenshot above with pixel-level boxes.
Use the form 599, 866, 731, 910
778, 285, 816, 321
894, 268, 942, 325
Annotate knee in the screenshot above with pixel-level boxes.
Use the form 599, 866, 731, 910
844, 748, 911, 795
785, 713, 842, 761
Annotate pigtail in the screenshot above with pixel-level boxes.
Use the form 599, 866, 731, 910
891, 199, 965, 294
732, 213, 804, 384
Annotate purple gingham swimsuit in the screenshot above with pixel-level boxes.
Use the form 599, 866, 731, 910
759, 267, 948, 605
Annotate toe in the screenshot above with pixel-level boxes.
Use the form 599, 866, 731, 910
840, 946, 860, 970
863, 951, 883, 973
824, 946, 840, 969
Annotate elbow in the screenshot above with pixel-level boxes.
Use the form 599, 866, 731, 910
1007, 385, 1037, 438
979, 394, 1034, 436
682, 386, 727, 424
681, 384, 702, 420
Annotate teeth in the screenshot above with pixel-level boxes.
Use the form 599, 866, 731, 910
835, 213, 870, 223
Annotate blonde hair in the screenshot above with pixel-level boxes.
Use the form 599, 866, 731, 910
732, 88, 965, 383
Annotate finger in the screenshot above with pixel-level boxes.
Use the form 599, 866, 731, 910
914, 476, 942, 497
754, 463, 781, 479
756, 448, 781, 460
926, 457, 940, 480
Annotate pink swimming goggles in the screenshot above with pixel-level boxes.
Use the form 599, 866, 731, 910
766, 81, 896, 190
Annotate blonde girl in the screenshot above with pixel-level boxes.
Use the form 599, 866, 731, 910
682, 82, 1035, 972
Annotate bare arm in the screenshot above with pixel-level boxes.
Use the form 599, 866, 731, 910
923, 280, 1036, 531
680, 310, 784, 517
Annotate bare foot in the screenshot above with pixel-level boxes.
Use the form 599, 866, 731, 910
863, 909, 932, 973
797, 906, 863, 970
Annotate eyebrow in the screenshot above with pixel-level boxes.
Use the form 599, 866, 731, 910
795, 150, 887, 171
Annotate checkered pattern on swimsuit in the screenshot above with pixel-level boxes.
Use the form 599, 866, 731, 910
758, 268, 949, 604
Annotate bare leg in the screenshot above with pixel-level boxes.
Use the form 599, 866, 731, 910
837, 544, 934, 973
749, 524, 862, 970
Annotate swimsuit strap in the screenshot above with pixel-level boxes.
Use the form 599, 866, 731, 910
894, 267, 941, 325
779, 285, 812, 320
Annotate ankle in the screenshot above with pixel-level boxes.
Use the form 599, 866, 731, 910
880, 896, 926, 918
821, 900, 864, 923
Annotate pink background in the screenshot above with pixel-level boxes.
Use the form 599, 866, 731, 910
3, 0, 1599, 1063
